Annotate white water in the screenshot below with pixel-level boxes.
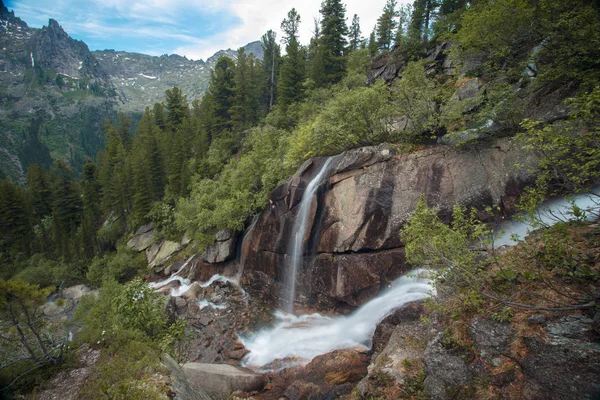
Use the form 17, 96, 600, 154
198, 300, 228, 310
242, 269, 433, 369
148, 256, 194, 292
494, 187, 599, 246
284, 157, 336, 313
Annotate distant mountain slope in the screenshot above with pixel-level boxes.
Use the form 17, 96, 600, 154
0, 4, 116, 183
93, 41, 262, 113
0, 0, 261, 182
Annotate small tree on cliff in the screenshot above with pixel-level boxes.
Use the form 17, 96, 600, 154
0, 280, 66, 388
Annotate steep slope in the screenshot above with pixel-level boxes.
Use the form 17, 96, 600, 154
0, 0, 262, 183
0, 3, 116, 183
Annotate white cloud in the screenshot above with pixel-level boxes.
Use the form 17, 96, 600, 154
7, 0, 411, 60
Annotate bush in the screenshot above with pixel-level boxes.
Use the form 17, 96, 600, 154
285, 80, 396, 165
176, 125, 291, 249
86, 247, 146, 288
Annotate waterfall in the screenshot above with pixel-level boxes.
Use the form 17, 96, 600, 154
283, 157, 336, 313
242, 269, 433, 369
494, 186, 600, 246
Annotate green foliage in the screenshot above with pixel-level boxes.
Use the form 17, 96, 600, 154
454, 0, 600, 85
86, 247, 146, 288
13, 254, 76, 288
286, 80, 396, 165
392, 60, 451, 141
176, 125, 291, 248
377, 0, 399, 51
78, 339, 166, 400
147, 201, 179, 240
112, 278, 168, 339
518, 87, 600, 200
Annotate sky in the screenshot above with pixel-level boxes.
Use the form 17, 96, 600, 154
5, 0, 409, 61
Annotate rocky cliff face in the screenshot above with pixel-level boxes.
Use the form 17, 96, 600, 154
241, 139, 538, 309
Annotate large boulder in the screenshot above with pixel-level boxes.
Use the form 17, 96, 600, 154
267, 349, 369, 400
127, 223, 155, 251
182, 363, 266, 397
161, 355, 212, 400
424, 333, 474, 400
356, 301, 431, 399
147, 240, 182, 268
203, 229, 238, 264
242, 139, 538, 308
520, 315, 600, 399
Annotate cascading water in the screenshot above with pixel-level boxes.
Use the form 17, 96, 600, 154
240, 188, 599, 370
283, 157, 336, 313
242, 269, 434, 369
148, 256, 194, 295
494, 186, 599, 246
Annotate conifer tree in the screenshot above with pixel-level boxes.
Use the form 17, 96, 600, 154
261, 30, 281, 110
49, 160, 82, 260
377, 0, 399, 51
0, 180, 32, 257
26, 164, 52, 223
80, 160, 101, 258
278, 9, 306, 107
368, 29, 378, 57
165, 87, 189, 132
348, 14, 362, 52
314, 0, 348, 86
231, 48, 252, 131
205, 57, 236, 136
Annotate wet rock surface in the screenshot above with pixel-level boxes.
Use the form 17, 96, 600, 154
242, 139, 538, 308
182, 363, 266, 397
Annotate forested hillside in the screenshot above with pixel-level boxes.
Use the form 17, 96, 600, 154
1, 0, 599, 398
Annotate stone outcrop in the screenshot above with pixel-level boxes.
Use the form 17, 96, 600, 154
357, 301, 432, 398
147, 240, 182, 268
127, 223, 155, 251
242, 138, 538, 308
181, 363, 266, 397
202, 228, 237, 264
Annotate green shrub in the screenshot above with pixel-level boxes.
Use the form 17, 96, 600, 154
285, 80, 396, 165
86, 246, 146, 288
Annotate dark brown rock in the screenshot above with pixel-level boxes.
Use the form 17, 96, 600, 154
242, 139, 538, 308
371, 300, 426, 354
308, 249, 409, 308
281, 349, 369, 400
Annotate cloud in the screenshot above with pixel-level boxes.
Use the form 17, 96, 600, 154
5, 0, 411, 60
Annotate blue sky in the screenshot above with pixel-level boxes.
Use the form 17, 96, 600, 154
5, 0, 406, 60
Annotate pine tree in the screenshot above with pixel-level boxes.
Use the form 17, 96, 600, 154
80, 160, 101, 258
26, 164, 52, 222
315, 0, 348, 86
348, 14, 362, 52
153, 103, 167, 131
165, 87, 189, 132
261, 30, 281, 110
409, 0, 439, 45
206, 57, 236, 136
0, 180, 32, 256
368, 29, 378, 57
49, 160, 82, 260
394, 4, 412, 48
117, 112, 132, 150
230, 48, 252, 131
377, 0, 399, 51
278, 9, 306, 107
